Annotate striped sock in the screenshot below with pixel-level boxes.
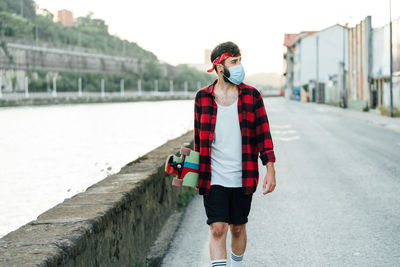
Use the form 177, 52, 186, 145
231, 252, 243, 267
211, 259, 227, 267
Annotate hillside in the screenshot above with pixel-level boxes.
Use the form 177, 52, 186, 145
0, 0, 214, 92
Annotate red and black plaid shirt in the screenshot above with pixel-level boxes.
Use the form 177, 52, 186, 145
194, 79, 276, 196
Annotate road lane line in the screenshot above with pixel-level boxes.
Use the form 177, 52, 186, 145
273, 124, 292, 129
271, 130, 298, 135
275, 136, 300, 141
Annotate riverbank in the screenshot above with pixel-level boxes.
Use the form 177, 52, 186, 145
0, 130, 196, 266
0, 90, 282, 108
0, 94, 195, 108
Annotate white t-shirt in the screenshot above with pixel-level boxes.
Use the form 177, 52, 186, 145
210, 97, 242, 187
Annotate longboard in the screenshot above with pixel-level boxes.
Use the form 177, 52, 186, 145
165, 146, 199, 187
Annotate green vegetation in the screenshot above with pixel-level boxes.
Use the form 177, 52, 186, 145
24, 70, 212, 93
378, 105, 400, 117
0, 0, 36, 20
20, 66, 212, 93
301, 84, 309, 92
135, 261, 149, 267
0, 0, 155, 59
177, 189, 197, 210
0, 0, 214, 92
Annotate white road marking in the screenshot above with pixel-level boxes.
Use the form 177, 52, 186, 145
275, 136, 300, 141
273, 124, 292, 129
272, 124, 300, 141
271, 130, 298, 135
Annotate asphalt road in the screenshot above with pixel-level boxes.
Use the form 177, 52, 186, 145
161, 97, 400, 267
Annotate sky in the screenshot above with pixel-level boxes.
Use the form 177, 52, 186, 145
34, 0, 400, 75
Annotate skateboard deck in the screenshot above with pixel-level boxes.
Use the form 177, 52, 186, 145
165, 146, 199, 187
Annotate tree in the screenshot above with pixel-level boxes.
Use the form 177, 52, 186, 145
0, 0, 36, 19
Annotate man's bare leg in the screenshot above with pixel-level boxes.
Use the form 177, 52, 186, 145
230, 224, 246, 265
209, 222, 229, 260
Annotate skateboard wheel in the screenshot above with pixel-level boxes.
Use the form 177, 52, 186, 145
165, 155, 175, 174
180, 146, 191, 156
172, 178, 183, 187
165, 164, 175, 174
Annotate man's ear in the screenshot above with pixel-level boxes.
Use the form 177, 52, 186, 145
216, 63, 224, 74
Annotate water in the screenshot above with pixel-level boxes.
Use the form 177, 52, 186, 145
0, 100, 194, 238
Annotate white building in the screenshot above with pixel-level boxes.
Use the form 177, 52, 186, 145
292, 24, 348, 104
371, 16, 400, 109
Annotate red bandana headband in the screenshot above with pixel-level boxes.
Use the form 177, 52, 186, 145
206, 52, 232, 73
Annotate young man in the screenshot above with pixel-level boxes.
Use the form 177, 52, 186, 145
193, 41, 277, 267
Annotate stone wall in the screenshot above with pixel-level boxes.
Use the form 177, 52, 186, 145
0, 94, 194, 108
0, 130, 195, 267
0, 42, 142, 74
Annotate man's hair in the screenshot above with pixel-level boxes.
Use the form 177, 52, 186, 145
210, 41, 241, 72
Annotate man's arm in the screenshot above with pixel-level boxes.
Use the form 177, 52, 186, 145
194, 92, 200, 152
254, 90, 277, 194
192, 92, 201, 192
266, 161, 275, 170
254, 90, 276, 165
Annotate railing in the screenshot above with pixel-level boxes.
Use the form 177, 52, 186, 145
0, 90, 195, 100
0, 77, 201, 100
0, 76, 281, 100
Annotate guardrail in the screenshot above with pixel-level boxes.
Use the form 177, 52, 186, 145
0, 90, 195, 100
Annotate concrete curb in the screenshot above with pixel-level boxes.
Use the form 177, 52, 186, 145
145, 210, 184, 266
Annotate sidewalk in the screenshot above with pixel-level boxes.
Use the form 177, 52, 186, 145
294, 100, 400, 134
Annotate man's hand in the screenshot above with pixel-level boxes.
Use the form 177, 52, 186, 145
263, 162, 276, 195
192, 186, 199, 192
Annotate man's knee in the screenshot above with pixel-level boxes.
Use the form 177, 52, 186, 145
210, 222, 228, 239
230, 224, 246, 238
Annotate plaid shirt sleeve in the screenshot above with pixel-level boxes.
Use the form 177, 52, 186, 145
254, 91, 276, 165
194, 92, 200, 152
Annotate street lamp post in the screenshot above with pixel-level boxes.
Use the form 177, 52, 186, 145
342, 24, 347, 108
389, 0, 393, 117
20, 0, 23, 17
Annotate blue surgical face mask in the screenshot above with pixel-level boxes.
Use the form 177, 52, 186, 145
223, 64, 245, 85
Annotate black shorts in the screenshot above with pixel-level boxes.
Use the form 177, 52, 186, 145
203, 185, 253, 225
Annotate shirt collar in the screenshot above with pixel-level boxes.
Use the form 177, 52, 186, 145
205, 79, 245, 97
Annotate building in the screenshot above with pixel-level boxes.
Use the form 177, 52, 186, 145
187, 49, 213, 72
57, 9, 73, 27
283, 33, 298, 100
371, 16, 400, 109
204, 49, 211, 65
347, 16, 372, 110
284, 15, 400, 111
284, 25, 348, 104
